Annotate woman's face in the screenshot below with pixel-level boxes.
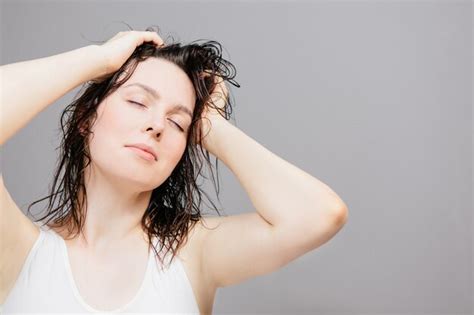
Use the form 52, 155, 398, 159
85, 57, 197, 191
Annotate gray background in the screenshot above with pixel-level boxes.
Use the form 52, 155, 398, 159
1, 0, 471, 314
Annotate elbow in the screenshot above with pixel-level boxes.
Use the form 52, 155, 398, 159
328, 203, 349, 226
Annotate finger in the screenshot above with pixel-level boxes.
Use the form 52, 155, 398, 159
142, 31, 164, 46
199, 70, 213, 78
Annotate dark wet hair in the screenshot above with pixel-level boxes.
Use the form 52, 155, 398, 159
26, 25, 240, 270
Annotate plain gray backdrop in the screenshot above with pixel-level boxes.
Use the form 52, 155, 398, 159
0, 0, 471, 314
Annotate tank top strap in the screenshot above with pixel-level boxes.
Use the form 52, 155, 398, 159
36, 223, 63, 247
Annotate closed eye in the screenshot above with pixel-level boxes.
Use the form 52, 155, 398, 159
128, 100, 185, 132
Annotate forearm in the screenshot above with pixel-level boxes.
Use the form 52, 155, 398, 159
0, 45, 106, 146
204, 119, 348, 230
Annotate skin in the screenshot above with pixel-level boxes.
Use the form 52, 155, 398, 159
75, 57, 197, 251
0, 39, 347, 313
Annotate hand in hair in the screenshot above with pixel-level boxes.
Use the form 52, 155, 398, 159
198, 70, 231, 152
200, 70, 229, 122
92, 30, 165, 83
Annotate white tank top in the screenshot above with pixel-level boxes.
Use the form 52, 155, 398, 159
1, 223, 200, 314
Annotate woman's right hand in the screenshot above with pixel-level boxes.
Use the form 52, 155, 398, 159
93, 30, 165, 82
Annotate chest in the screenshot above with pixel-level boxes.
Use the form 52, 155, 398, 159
67, 241, 148, 311
66, 234, 215, 313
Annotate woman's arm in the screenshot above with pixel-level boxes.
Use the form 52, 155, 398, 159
198, 117, 348, 288
0, 45, 106, 146
205, 118, 348, 229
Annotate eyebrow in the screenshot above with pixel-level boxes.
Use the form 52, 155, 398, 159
124, 83, 193, 119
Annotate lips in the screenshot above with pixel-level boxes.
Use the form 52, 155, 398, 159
125, 143, 157, 161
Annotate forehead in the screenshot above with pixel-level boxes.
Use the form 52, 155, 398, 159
121, 58, 196, 111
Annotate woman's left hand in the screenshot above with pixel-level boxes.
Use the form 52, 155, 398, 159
199, 71, 230, 150
200, 70, 229, 122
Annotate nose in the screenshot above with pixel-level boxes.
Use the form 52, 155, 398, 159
144, 111, 166, 137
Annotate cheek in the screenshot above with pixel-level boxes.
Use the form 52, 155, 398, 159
161, 137, 187, 162
87, 101, 129, 152
103, 100, 131, 130
95, 100, 132, 136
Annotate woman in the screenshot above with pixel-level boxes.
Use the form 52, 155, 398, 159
0, 26, 348, 314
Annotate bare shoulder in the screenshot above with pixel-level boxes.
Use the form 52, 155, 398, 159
0, 174, 41, 304
170, 216, 225, 314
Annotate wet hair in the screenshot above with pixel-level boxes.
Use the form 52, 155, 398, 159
26, 25, 240, 270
